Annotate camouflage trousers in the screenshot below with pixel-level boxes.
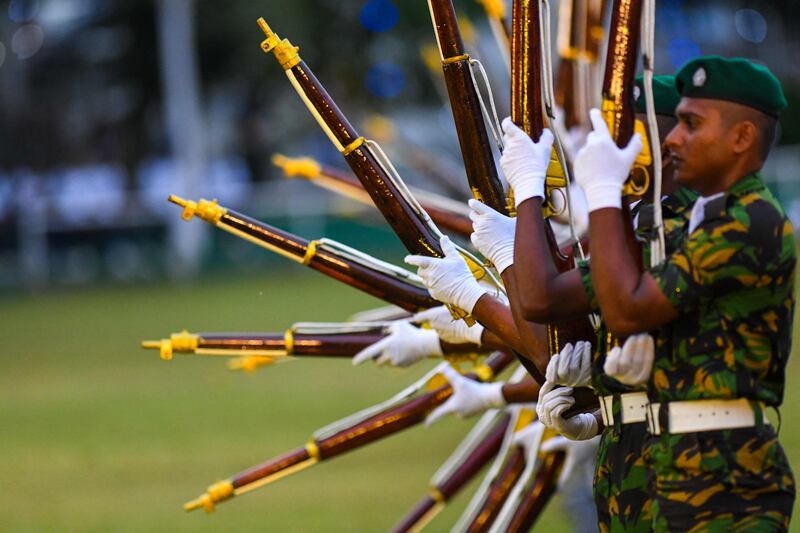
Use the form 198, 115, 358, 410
645, 425, 795, 532
593, 422, 652, 532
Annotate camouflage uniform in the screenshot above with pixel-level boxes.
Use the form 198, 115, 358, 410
647, 173, 796, 531
579, 188, 698, 532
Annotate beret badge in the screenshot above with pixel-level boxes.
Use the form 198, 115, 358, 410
692, 67, 707, 87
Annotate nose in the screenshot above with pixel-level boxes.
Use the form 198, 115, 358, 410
664, 123, 681, 153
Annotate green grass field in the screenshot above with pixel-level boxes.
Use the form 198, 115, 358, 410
2, 271, 800, 531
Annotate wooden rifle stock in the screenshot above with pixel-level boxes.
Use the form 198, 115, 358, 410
511, 0, 597, 406
256, 19, 443, 258
427, 0, 509, 215
183, 352, 515, 513
273, 154, 474, 238
167, 196, 437, 313
466, 447, 527, 532
501, 451, 565, 532
391, 412, 511, 533
141, 326, 481, 363
601, 0, 646, 266
602, 0, 651, 198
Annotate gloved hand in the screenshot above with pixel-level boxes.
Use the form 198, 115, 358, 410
603, 333, 654, 386
573, 108, 643, 212
536, 381, 598, 440
545, 341, 593, 387
468, 199, 516, 274
405, 236, 488, 313
425, 365, 506, 425
509, 418, 547, 466
500, 118, 554, 208
351, 321, 442, 367
413, 305, 484, 345
540, 434, 601, 488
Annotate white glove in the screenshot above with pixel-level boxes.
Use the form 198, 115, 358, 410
425, 365, 506, 425
539, 434, 600, 488
603, 333, 654, 386
413, 306, 484, 345
573, 108, 643, 212
351, 321, 442, 367
405, 236, 488, 313
536, 381, 598, 440
468, 199, 516, 274
545, 341, 593, 387
500, 118, 553, 207
509, 418, 547, 466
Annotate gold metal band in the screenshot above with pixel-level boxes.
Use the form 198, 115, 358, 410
284, 329, 295, 355
473, 363, 494, 383
442, 53, 470, 65
301, 240, 318, 266
429, 487, 446, 504
305, 440, 321, 461
183, 479, 234, 513
341, 136, 365, 156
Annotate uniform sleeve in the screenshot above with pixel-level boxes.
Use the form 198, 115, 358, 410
650, 200, 783, 312
577, 259, 600, 313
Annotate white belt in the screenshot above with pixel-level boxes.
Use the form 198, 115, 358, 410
646, 398, 769, 435
600, 392, 649, 426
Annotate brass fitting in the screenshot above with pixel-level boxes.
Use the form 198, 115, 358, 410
257, 18, 300, 70
271, 154, 322, 179
168, 195, 226, 224
141, 330, 199, 361
183, 479, 234, 513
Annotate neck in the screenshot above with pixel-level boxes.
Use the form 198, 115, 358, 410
698, 160, 761, 197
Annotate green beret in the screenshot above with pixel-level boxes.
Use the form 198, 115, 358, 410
634, 75, 680, 116
675, 56, 787, 117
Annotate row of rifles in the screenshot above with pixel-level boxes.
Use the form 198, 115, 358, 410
142, 0, 653, 530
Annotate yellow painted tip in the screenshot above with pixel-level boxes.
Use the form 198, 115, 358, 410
167, 195, 189, 208
257, 18, 271, 37
141, 340, 161, 349
183, 494, 211, 513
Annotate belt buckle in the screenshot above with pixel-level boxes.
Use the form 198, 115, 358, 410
646, 403, 660, 435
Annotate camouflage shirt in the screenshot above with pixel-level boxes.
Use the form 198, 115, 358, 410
579, 187, 698, 395
649, 173, 795, 406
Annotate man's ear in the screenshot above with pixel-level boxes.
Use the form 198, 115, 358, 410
731, 120, 757, 155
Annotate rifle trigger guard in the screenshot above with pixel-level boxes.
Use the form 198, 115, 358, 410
623, 166, 650, 197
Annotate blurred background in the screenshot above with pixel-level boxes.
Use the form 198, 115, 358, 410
1, 0, 799, 531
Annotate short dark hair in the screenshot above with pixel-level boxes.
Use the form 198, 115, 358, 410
722, 106, 778, 162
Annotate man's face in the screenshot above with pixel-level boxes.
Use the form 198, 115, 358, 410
664, 98, 736, 193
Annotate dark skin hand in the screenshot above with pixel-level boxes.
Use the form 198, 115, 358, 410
512, 113, 678, 324
589, 98, 768, 336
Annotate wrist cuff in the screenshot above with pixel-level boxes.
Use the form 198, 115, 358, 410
512, 180, 546, 208
583, 180, 622, 212
485, 381, 507, 408
459, 285, 490, 314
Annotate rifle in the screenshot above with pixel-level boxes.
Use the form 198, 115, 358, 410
426, 0, 509, 216
476, 0, 512, 72
391, 409, 511, 533
453, 405, 534, 532
142, 323, 480, 363
555, 0, 605, 130
183, 352, 515, 513
167, 195, 437, 312
272, 154, 474, 238
257, 18, 498, 324
492, 444, 565, 532
510, 0, 596, 360
600, 0, 652, 198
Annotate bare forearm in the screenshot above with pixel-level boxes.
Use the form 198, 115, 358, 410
502, 266, 551, 374
588, 208, 675, 335
514, 199, 592, 321
501, 378, 540, 404
471, 294, 529, 356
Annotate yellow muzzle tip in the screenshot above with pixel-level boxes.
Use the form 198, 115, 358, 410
184, 480, 234, 513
